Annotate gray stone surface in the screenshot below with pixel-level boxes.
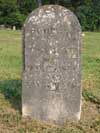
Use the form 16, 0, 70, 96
22, 5, 82, 125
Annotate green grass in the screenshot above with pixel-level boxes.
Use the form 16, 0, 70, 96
82, 32, 100, 105
0, 30, 22, 80
0, 30, 100, 132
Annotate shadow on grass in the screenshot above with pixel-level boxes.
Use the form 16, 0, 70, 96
0, 80, 22, 113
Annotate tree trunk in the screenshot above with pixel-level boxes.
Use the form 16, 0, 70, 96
50, 0, 59, 4
37, 0, 42, 6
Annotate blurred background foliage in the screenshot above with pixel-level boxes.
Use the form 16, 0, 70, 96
0, 0, 100, 30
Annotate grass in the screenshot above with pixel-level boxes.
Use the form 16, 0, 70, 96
0, 30, 100, 132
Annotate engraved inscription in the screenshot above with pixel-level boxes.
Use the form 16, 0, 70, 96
22, 5, 82, 125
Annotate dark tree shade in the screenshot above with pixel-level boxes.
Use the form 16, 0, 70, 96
50, 0, 58, 4
0, 0, 100, 30
36, 0, 42, 6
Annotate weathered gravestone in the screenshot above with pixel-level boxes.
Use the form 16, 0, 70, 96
22, 5, 82, 125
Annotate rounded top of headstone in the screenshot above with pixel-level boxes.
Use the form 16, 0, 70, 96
24, 5, 81, 31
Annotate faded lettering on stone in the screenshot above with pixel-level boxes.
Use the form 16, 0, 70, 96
22, 5, 82, 125
32, 26, 68, 34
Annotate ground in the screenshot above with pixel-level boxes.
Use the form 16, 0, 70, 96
0, 30, 100, 133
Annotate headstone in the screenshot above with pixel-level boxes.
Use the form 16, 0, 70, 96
0, 25, 5, 29
13, 26, 16, 31
22, 5, 82, 125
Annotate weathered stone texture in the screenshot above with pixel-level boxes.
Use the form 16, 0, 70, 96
22, 5, 82, 125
